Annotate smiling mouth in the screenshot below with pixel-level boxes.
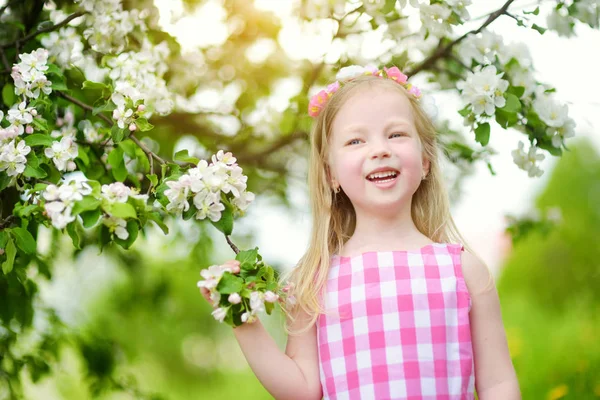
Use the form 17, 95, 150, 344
366, 171, 399, 182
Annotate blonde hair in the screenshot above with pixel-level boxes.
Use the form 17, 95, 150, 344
278, 75, 477, 335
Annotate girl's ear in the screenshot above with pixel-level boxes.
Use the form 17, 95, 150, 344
422, 157, 431, 177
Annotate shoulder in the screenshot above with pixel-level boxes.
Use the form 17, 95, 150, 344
460, 249, 495, 296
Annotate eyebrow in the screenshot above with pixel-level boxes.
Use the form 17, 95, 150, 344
340, 119, 413, 135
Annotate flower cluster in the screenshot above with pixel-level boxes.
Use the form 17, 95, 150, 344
457, 65, 509, 116
41, 26, 84, 68
532, 90, 576, 149
0, 139, 31, 177
44, 137, 79, 172
418, 0, 472, 39
164, 150, 255, 220
11, 48, 52, 100
42, 180, 93, 229
197, 258, 295, 326
75, 0, 148, 54
107, 40, 174, 118
308, 65, 421, 118
511, 141, 545, 178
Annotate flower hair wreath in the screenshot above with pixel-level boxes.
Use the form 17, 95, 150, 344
308, 65, 422, 118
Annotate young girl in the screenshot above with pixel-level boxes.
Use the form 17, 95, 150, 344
200, 65, 521, 400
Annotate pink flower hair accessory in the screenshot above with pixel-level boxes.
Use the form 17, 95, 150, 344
307, 64, 421, 118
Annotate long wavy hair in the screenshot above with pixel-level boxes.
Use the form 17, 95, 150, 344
278, 75, 478, 335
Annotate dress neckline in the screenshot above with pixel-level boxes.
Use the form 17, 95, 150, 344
332, 242, 452, 261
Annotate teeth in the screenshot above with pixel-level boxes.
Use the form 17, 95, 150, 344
367, 171, 397, 180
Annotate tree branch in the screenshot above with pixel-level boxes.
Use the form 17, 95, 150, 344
225, 235, 240, 254
0, 11, 86, 49
56, 92, 167, 167
406, 0, 517, 77
0, 215, 17, 230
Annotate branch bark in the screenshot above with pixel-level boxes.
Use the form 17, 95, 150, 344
406, 0, 517, 77
0, 11, 86, 49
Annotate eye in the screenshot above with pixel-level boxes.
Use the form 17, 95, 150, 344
347, 138, 362, 145
390, 132, 407, 138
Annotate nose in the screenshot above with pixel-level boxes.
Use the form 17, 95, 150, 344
369, 138, 391, 159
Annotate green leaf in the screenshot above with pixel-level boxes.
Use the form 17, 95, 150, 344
93, 99, 116, 115
458, 105, 471, 117
23, 165, 48, 179
111, 124, 125, 144
134, 118, 154, 132
216, 272, 244, 295
0, 231, 7, 248
381, 0, 396, 14
265, 301, 274, 315
15, 204, 38, 218
210, 202, 234, 236
80, 208, 101, 228
146, 174, 158, 187
66, 222, 82, 249
0, 172, 10, 191
113, 220, 139, 249
147, 211, 169, 234
72, 196, 102, 215
2, 235, 16, 274
82, 80, 109, 91
532, 23, 547, 34
507, 86, 525, 98
31, 118, 49, 134
524, 6, 539, 15
474, 123, 491, 146
107, 147, 127, 182
45, 63, 63, 77
11, 227, 36, 255
2, 83, 16, 107
50, 77, 68, 91
236, 247, 258, 271
103, 202, 137, 219
502, 93, 522, 113
174, 149, 200, 165
77, 146, 90, 166
496, 108, 519, 128
24, 134, 55, 147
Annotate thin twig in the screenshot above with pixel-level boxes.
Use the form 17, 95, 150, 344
0, 215, 17, 230
130, 133, 166, 165
225, 235, 240, 254
0, 11, 86, 49
56, 92, 167, 171
406, 0, 517, 77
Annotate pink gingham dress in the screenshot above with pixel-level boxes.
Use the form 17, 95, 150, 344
317, 242, 474, 400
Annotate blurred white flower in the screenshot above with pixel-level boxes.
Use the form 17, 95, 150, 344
511, 141, 545, 177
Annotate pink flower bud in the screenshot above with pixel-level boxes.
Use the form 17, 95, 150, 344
56, 118, 64, 127
25, 125, 33, 134
137, 104, 146, 112
0, 249, 4, 256
129, 123, 137, 132
228, 293, 242, 304
31, 109, 37, 117
264, 291, 279, 303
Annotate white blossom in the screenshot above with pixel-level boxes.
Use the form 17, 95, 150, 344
264, 291, 279, 303
41, 180, 92, 229
0, 139, 31, 177
211, 307, 228, 323
231, 190, 255, 212
546, 10, 576, 37
194, 191, 225, 222
459, 31, 505, 66
101, 182, 131, 203
250, 291, 265, 313
103, 215, 129, 239
228, 293, 242, 304
457, 65, 509, 116
41, 26, 84, 67
44, 136, 79, 171
419, 4, 452, 39
511, 141, 545, 177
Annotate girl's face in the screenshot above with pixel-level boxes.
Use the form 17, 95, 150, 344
327, 85, 429, 214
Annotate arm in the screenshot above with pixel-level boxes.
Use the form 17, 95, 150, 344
232, 305, 323, 400
461, 251, 521, 400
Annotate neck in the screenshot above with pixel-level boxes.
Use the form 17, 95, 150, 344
344, 198, 431, 254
